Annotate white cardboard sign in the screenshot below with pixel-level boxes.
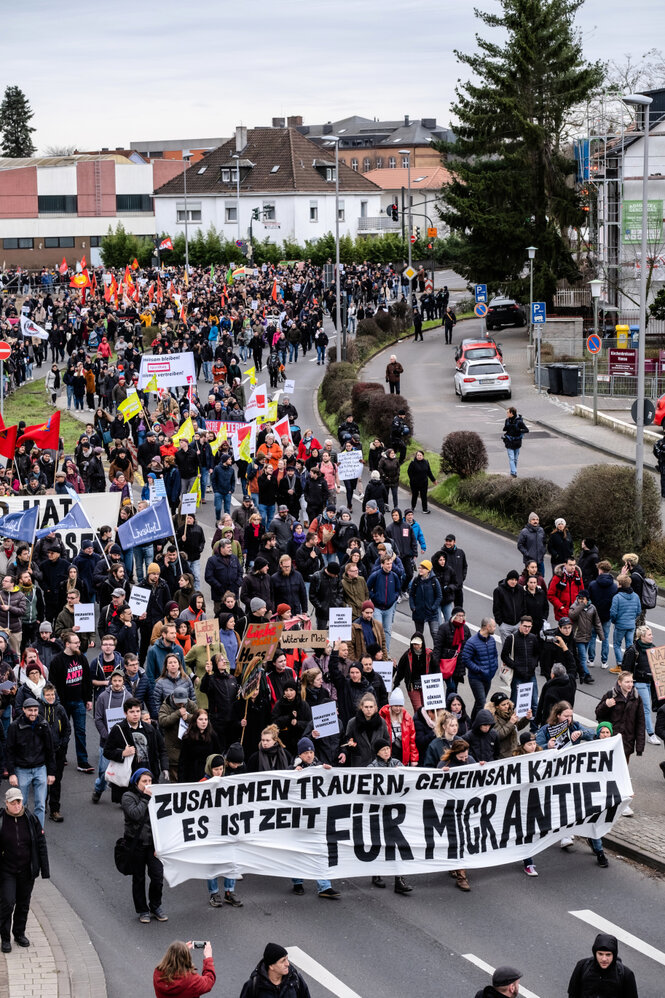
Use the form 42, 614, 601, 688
421, 673, 446, 710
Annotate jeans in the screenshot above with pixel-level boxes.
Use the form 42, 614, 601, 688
16, 766, 48, 827
322, 552, 339, 568
388, 485, 399, 508
203, 361, 213, 382
316, 346, 326, 364
588, 619, 610, 665
373, 604, 397, 651
498, 622, 519, 646
214, 491, 233, 519
123, 548, 134, 578
442, 602, 454, 623
94, 745, 109, 794
200, 467, 210, 500
66, 385, 74, 408
258, 503, 275, 528
207, 877, 236, 894
66, 699, 89, 767
74, 395, 85, 410
190, 559, 201, 591
134, 544, 154, 581
576, 641, 591, 677
612, 625, 634, 667
292, 878, 332, 893
507, 449, 520, 475
468, 673, 492, 720
239, 344, 249, 361
635, 682, 655, 736
288, 343, 299, 362
413, 616, 440, 644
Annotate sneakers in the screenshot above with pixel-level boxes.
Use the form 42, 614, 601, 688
560, 837, 574, 849
292, 884, 305, 895
648, 734, 662, 745
523, 864, 538, 877
91, 791, 102, 804
224, 891, 243, 907
208, 893, 224, 907
48, 812, 64, 823
622, 805, 634, 817
77, 765, 95, 774
150, 907, 168, 921
600, 661, 609, 669
596, 851, 609, 868
609, 666, 622, 674
317, 887, 340, 899
139, 912, 151, 923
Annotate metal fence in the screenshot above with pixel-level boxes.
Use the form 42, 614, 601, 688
535, 364, 665, 399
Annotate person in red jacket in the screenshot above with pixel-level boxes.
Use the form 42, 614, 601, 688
379, 688, 419, 765
547, 557, 583, 621
153, 940, 216, 997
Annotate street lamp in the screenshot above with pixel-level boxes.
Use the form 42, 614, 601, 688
327, 136, 343, 362
527, 246, 537, 346
231, 153, 241, 243
399, 149, 412, 271
182, 149, 192, 274
589, 278, 603, 426
622, 92, 653, 538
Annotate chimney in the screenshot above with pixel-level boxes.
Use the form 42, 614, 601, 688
287, 115, 303, 127
404, 114, 410, 126
272, 117, 286, 129
235, 125, 248, 152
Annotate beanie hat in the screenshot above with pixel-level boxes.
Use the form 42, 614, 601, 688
506, 570, 520, 581
276, 603, 291, 616
130, 768, 152, 786
370, 470, 380, 480
226, 743, 245, 764
420, 559, 432, 571
250, 597, 267, 613
209, 754, 225, 770
147, 563, 160, 574
326, 562, 340, 575
451, 606, 465, 617
374, 738, 391, 754
361, 600, 375, 612
165, 601, 179, 614
253, 556, 269, 571
366, 499, 378, 510
579, 589, 590, 599
297, 737, 315, 754
263, 943, 288, 968
596, 721, 613, 736
389, 688, 405, 706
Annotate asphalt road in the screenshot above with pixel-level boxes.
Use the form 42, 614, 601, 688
46, 329, 665, 998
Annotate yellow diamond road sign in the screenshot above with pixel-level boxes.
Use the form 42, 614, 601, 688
404, 266, 416, 280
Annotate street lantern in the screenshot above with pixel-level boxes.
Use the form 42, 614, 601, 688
526, 246, 537, 344
399, 149, 412, 270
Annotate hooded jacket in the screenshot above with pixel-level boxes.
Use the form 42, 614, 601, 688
492, 578, 523, 626
568, 599, 604, 644
589, 572, 619, 622
408, 573, 442, 621
596, 683, 646, 757
466, 709, 500, 762
547, 565, 583, 620
567, 932, 638, 998
517, 522, 546, 564
385, 511, 418, 560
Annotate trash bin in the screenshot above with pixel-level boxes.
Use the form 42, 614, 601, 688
546, 363, 563, 394
630, 325, 640, 348
616, 324, 629, 349
560, 364, 580, 396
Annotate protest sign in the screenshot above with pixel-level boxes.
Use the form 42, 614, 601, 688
547, 720, 571, 749
128, 586, 151, 617
74, 603, 95, 633
283, 379, 295, 395
337, 450, 363, 482
647, 645, 665, 701
204, 421, 256, 457
234, 621, 284, 681
105, 707, 125, 731
279, 630, 329, 649
421, 673, 446, 710
310, 702, 340, 739
0, 493, 120, 561
150, 479, 167, 504
180, 493, 198, 516
149, 736, 632, 886
515, 683, 533, 718
372, 661, 394, 691
328, 607, 352, 642
195, 620, 220, 647
139, 351, 196, 389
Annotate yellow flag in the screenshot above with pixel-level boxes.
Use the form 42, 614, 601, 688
192, 473, 201, 506
209, 424, 228, 456
238, 431, 251, 463
245, 366, 256, 386
118, 393, 141, 422
267, 400, 278, 422
145, 373, 159, 393
172, 416, 195, 445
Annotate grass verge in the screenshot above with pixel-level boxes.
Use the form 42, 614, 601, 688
4, 381, 84, 452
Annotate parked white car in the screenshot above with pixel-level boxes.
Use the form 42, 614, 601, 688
454, 358, 512, 401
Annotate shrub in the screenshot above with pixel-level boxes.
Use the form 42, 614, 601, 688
391, 300, 412, 334
440, 431, 488, 479
320, 362, 356, 405
352, 382, 385, 423
324, 378, 355, 412
357, 318, 383, 341
640, 536, 665, 577
493, 477, 563, 529
352, 336, 380, 363
561, 464, 662, 558
373, 308, 395, 334
366, 393, 413, 442
337, 399, 354, 422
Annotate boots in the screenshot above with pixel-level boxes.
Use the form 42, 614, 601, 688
394, 876, 412, 895
371, 876, 386, 888
596, 851, 609, 868
455, 869, 470, 892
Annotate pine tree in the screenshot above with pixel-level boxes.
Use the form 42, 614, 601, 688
438, 0, 604, 306
0, 85, 36, 157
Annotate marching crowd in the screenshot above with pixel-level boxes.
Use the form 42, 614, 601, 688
0, 260, 650, 997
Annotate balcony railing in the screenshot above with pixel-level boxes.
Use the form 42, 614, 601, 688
357, 217, 401, 232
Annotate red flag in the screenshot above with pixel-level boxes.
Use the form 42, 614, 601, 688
123, 265, 132, 286
271, 280, 278, 301
70, 270, 91, 289
80, 254, 87, 270
59, 258, 68, 275
156, 277, 163, 304
131, 258, 139, 270
0, 412, 5, 430
0, 425, 17, 468
159, 237, 173, 251
16, 411, 60, 450
148, 282, 155, 303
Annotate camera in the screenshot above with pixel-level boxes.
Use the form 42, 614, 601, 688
192, 941, 207, 949
541, 627, 560, 643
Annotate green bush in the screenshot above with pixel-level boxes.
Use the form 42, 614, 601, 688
373, 309, 395, 335
320, 362, 356, 405
640, 536, 665, 576
337, 399, 354, 421
457, 474, 507, 508
324, 378, 356, 412
366, 393, 412, 443
440, 431, 488, 479
493, 477, 563, 529
352, 336, 380, 363
356, 318, 383, 341
351, 382, 385, 423
561, 465, 662, 558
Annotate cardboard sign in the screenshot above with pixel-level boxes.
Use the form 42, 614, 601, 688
515, 682, 533, 718
283, 379, 295, 395
105, 706, 125, 731
647, 645, 665, 701
373, 661, 394, 691
421, 673, 446, 710
180, 493, 197, 515
337, 450, 363, 482
328, 607, 352, 642
128, 586, 150, 617
310, 702, 340, 738
234, 621, 285, 679
195, 619, 220, 647
74, 603, 95, 633
279, 629, 329, 649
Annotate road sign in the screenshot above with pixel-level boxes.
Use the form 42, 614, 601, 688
410, 234, 416, 244
532, 302, 547, 324
586, 334, 602, 355
424, 279, 433, 292
474, 303, 488, 318
427, 227, 438, 238
403, 266, 416, 281
631, 398, 656, 425
0, 342, 10, 361
475, 284, 487, 304
609, 348, 637, 375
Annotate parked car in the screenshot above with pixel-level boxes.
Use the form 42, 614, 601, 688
485, 297, 526, 331
455, 337, 503, 369
454, 359, 512, 401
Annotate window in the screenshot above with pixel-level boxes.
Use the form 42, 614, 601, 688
325, 167, 336, 182
270, 165, 280, 174
360, 201, 368, 218
44, 236, 75, 248
176, 208, 202, 222
337, 200, 345, 222
197, 166, 207, 175
59, 236, 75, 247
309, 200, 318, 222
363, 158, 371, 172
225, 203, 237, 223
351, 158, 358, 171
376, 157, 383, 169
221, 169, 230, 182
3, 239, 17, 250
44, 237, 59, 248
262, 201, 276, 220
38, 195, 77, 213
5, 237, 35, 249
402, 155, 410, 169
89, 236, 102, 247
389, 157, 396, 168
116, 194, 152, 212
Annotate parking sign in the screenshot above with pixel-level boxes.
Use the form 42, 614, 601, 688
475, 284, 487, 304
531, 302, 546, 324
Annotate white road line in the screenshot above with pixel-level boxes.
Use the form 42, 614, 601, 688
646, 618, 665, 631
465, 586, 492, 600
569, 910, 665, 967
462, 954, 542, 998
286, 947, 362, 998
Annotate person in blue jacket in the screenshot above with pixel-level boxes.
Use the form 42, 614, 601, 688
408, 560, 441, 642
609, 576, 642, 667
367, 555, 402, 651
460, 617, 498, 719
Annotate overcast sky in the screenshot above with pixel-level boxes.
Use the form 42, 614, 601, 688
4, 0, 660, 153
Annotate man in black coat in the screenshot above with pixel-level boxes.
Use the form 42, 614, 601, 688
443, 534, 467, 607
205, 539, 243, 612
474, 965, 522, 998
567, 933, 638, 998
103, 698, 168, 803
271, 556, 308, 616
309, 563, 343, 629
0, 786, 50, 952
5, 699, 56, 828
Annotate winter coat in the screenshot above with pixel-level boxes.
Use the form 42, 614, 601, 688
6, 714, 56, 775
0, 808, 50, 880
443, 546, 467, 588
414, 708, 437, 760
386, 516, 417, 560
408, 574, 441, 621
539, 628, 579, 683
178, 731, 222, 783
547, 566, 583, 620
120, 784, 155, 848
432, 552, 459, 607
362, 479, 389, 514
596, 685, 645, 757
609, 589, 642, 629
536, 674, 577, 726
378, 454, 400, 487
344, 710, 389, 766
547, 528, 574, 567
492, 708, 529, 758
379, 704, 418, 765
152, 674, 196, 720
145, 640, 186, 686
578, 545, 600, 587
199, 669, 240, 729
492, 579, 523, 626
622, 641, 654, 685
328, 651, 372, 728
240, 569, 274, 613
394, 647, 433, 691
239, 961, 311, 998
341, 574, 369, 620
205, 552, 243, 600
270, 568, 307, 616
294, 542, 324, 582
589, 573, 618, 623
0, 587, 27, 635
568, 599, 604, 644
367, 567, 401, 610
461, 630, 498, 681
500, 629, 540, 681
158, 695, 197, 768
153, 957, 216, 998
271, 695, 312, 755
349, 617, 388, 662
407, 457, 435, 488
467, 709, 500, 762
517, 522, 546, 564
520, 585, 550, 633
501, 413, 528, 449
212, 462, 236, 495
309, 568, 344, 625
432, 621, 471, 682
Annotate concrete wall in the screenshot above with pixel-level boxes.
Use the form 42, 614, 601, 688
540, 316, 585, 358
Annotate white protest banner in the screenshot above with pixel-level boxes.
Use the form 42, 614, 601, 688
129, 586, 151, 617
105, 707, 125, 731
283, 379, 295, 395
149, 736, 632, 886
245, 384, 267, 421
328, 607, 352, 642
337, 450, 363, 482
515, 683, 533, 718
138, 351, 196, 389
0, 493, 120, 561
373, 661, 394, 691
180, 493, 197, 516
421, 673, 446, 710
74, 603, 95, 633
310, 702, 340, 739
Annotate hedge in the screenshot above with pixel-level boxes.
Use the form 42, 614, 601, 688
366, 393, 413, 443
352, 381, 386, 423
440, 431, 488, 479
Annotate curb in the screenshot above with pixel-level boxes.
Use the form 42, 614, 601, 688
33, 880, 107, 998
603, 833, 665, 875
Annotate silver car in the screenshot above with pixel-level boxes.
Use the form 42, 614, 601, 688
454, 358, 512, 400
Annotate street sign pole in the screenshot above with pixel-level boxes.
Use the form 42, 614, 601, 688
593, 297, 599, 426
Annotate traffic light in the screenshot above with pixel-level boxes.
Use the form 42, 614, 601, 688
386, 203, 398, 221
416, 226, 421, 239
251, 208, 260, 221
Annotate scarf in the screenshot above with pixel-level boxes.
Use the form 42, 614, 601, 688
452, 622, 466, 649
24, 676, 46, 698
290, 531, 306, 546
419, 707, 436, 730
636, 639, 654, 652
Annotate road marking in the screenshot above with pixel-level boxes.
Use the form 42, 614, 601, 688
465, 586, 492, 600
287, 947, 361, 998
646, 618, 665, 632
462, 954, 541, 998
569, 910, 665, 967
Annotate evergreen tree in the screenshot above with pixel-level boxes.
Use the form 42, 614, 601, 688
0, 85, 36, 158
438, 0, 604, 306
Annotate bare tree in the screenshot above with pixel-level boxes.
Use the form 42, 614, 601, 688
43, 144, 78, 156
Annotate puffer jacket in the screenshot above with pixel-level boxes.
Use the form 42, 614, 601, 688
378, 454, 400, 487
609, 588, 642, 629
461, 630, 498, 681
379, 704, 418, 764
547, 566, 583, 620
367, 567, 401, 610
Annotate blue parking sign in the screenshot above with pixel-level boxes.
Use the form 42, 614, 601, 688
532, 302, 546, 324
475, 284, 487, 304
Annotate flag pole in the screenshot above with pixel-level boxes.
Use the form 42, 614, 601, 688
164, 498, 184, 575
26, 508, 39, 574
